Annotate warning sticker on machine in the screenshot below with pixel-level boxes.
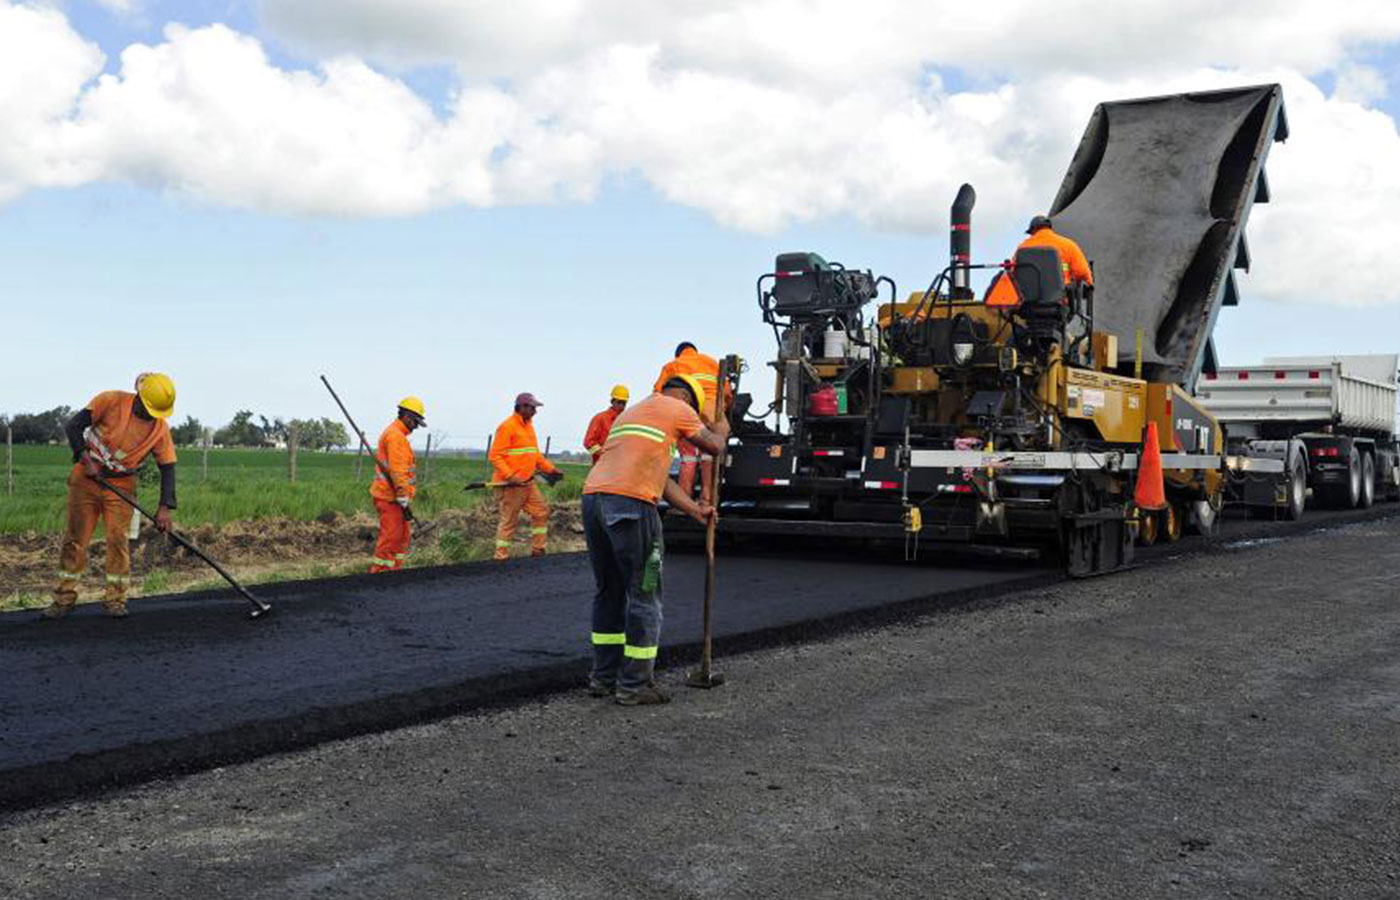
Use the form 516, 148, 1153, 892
1081, 388, 1105, 416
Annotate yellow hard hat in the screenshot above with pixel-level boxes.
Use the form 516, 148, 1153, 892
610, 384, 630, 402
398, 395, 426, 422
135, 372, 176, 419
665, 374, 708, 417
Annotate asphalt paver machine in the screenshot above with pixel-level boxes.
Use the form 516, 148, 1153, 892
706, 85, 1289, 575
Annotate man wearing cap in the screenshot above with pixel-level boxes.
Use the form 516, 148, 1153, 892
43, 373, 178, 619
370, 396, 426, 573
489, 392, 562, 560
583, 374, 727, 705
1018, 215, 1094, 286
583, 385, 630, 464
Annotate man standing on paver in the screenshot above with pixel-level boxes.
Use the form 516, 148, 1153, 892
43, 373, 178, 619
369, 397, 425, 573
489, 392, 562, 560
582, 374, 728, 705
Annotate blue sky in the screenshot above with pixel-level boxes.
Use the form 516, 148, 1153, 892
4, 1, 1400, 451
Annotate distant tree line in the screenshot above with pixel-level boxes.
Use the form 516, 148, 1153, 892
1, 408, 349, 451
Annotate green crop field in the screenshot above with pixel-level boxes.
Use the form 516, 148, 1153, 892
0, 444, 586, 535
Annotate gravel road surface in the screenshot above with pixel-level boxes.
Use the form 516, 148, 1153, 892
3, 514, 1398, 898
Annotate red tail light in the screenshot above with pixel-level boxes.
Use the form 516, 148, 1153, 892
1308, 370, 1320, 379
1274, 370, 1286, 380
1312, 447, 1340, 458
1237, 372, 1249, 380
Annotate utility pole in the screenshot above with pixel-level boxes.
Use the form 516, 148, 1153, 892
5, 424, 11, 496
423, 433, 433, 486
202, 428, 211, 483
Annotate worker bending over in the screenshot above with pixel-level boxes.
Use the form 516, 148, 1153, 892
369, 396, 425, 573
43, 374, 177, 619
583, 385, 629, 463
583, 374, 728, 705
489, 392, 562, 560
1018, 215, 1093, 286
654, 342, 725, 502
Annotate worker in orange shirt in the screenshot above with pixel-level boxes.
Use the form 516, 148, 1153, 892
489, 392, 562, 560
369, 396, 425, 573
42, 373, 178, 620
654, 342, 727, 501
583, 374, 729, 705
1018, 215, 1093, 286
583, 385, 629, 464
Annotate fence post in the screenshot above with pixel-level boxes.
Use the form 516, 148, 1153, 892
355, 442, 364, 480
288, 430, 298, 483
544, 436, 552, 457
5, 424, 11, 496
202, 428, 211, 483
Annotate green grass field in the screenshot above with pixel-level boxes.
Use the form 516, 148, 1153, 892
0, 444, 585, 534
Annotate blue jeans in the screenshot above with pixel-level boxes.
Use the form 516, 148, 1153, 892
582, 493, 664, 693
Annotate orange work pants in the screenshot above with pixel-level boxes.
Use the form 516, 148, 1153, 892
494, 483, 549, 560
371, 499, 411, 573
53, 469, 136, 611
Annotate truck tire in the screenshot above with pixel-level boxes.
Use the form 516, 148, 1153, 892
1319, 446, 1362, 509
1359, 453, 1375, 509
1283, 453, 1306, 521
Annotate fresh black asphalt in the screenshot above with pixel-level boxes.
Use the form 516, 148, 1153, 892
0, 544, 1051, 810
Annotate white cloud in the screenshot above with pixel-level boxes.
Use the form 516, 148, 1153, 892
0, 1, 104, 200
2, 0, 1400, 306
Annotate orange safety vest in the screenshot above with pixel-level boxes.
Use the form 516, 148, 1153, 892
1018, 228, 1094, 285
370, 419, 416, 502
654, 349, 729, 420
490, 413, 559, 483
583, 407, 621, 462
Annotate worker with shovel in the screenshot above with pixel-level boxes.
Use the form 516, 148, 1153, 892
489, 392, 562, 560
582, 374, 728, 705
370, 397, 426, 573
43, 373, 178, 619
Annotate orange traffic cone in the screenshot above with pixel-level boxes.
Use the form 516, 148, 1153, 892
1134, 421, 1167, 511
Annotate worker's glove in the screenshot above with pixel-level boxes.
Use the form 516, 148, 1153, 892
80, 453, 101, 480
397, 497, 415, 521
544, 471, 564, 486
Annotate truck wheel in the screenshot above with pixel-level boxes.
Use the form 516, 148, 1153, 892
1346, 446, 1362, 508
1359, 453, 1375, 509
1283, 454, 1306, 521
1161, 504, 1183, 543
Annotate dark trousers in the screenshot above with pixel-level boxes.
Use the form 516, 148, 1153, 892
582, 493, 664, 692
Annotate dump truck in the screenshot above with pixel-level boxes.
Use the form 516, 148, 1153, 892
1199, 355, 1400, 517
683, 85, 1291, 575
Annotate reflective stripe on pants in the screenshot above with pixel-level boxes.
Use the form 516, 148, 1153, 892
52, 469, 135, 607
370, 499, 411, 573
582, 492, 664, 692
494, 483, 549, 560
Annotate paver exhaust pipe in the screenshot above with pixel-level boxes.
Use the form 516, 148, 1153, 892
950, 183, 976, 299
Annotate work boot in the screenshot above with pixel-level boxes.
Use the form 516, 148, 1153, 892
616, 685, 671, 706
102, 600, 129, 618
587, 679, 615, 698
40, 601, 75, 620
